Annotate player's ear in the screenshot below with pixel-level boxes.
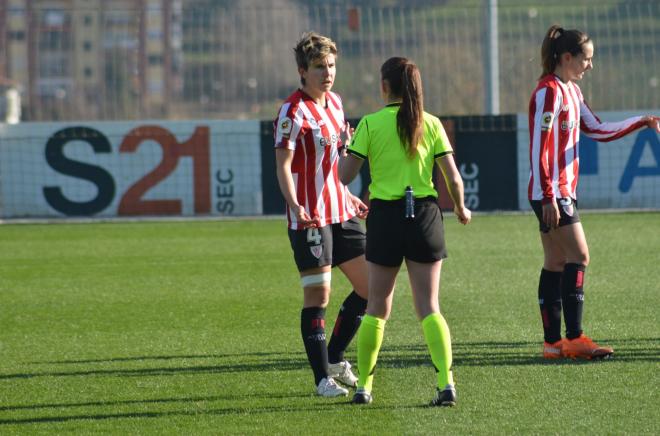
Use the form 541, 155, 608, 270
380, 79, 389, 95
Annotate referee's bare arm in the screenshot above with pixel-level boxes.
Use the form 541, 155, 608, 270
436, 154, 471, 225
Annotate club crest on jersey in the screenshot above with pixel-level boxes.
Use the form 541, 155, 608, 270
279, 117, 293, 137
541, 112, 553, 131
559, 197, 574, 217
310, 245, 323, 259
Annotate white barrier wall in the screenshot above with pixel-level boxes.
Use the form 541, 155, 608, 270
1, 113, 657, 219
517, 112, 660, 210
0, 120, 262, 218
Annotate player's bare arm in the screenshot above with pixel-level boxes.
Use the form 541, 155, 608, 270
643, 115, 660, 132
275, 148, 319, 228
338, 154, 363, 186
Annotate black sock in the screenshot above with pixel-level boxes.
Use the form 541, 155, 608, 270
538, 269, 563, 343
327, 291, 368, 364
301, 307, 329, 385
561, 263, 585, 340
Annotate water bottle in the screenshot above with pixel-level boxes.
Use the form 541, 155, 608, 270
405, 186, 415, 219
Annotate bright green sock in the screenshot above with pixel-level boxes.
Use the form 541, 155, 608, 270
422, 312, 454, 388
356, 314, 386, 392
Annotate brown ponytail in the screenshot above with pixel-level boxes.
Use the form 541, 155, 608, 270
381, 57, 424, 157
540, 25, 591, 79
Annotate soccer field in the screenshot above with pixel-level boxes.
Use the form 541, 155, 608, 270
1, 213, 658, 434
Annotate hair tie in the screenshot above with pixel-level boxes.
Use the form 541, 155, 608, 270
552, 27, 564, 40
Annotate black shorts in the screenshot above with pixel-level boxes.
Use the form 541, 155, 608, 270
366, 197, 447, 267
287, 217, 366, 272
530, 197, 581, 233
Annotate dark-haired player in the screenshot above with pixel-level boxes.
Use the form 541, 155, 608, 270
529, 24, 659, 360
340, 57, 471, 406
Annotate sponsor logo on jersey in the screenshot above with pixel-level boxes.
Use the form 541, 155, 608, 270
559, 197, 574, 217
279, 117, 293, 137
310, 245, 323, 259
319, 133, 339, 148
541, 112, 554, 131
561, 120, 576, 131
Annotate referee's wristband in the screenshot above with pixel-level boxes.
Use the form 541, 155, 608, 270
346, 149, 367, 160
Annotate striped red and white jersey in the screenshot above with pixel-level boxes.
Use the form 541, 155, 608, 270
528, 74, 646, 203
274, 89, 356, 230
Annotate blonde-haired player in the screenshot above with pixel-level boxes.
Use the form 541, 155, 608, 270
274, 32, 369, 397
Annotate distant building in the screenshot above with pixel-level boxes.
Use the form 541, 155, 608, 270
0, 77, 21, 123
0, 0, 182, 119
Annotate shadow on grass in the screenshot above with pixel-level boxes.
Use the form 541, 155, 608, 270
0, 397, 424, 426
0, 393, 311, 412
29, 351, 299, 365
1, 339, 657, 426
0, 357, 309, 380
3, 338, 657, 382
384, 338, 660, 367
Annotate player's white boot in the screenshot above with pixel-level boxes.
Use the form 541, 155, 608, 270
328, 360, 358, 387
316, 377, 349, 397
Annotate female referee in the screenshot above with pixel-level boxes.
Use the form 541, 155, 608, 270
529, 25, 659, 360
274, 32, 370, 397
339, 57, 471, 406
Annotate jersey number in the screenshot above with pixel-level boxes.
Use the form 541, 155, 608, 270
307, 228, 322, 245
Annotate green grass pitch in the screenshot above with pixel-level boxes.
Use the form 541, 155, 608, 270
1, 212, 658, 434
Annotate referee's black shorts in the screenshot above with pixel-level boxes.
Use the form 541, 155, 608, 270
366, 196, 447, 267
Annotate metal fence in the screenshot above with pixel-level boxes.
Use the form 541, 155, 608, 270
1, 0, 658, 122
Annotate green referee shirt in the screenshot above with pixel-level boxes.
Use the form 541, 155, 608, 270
347, 103, 454, 200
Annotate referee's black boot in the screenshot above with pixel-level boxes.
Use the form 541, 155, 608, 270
351, 388, 372, 405
430, 384, 456, 407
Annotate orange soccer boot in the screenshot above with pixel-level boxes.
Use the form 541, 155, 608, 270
543, 338, 565, 359
562, 334, 613, 360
